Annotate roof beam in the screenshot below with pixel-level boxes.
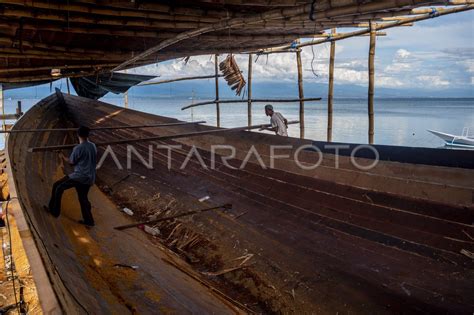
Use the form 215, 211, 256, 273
71, 0, 229, 17
112, 0, 437, 71
1, 0, 225, 21
296, 4, 474, 49
0, 63, 119, 74
0, 8, 215, 29
256, 4, 473, 54
0, 36, 136, 55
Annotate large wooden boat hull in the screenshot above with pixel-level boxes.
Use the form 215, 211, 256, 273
7, 93, 474, 313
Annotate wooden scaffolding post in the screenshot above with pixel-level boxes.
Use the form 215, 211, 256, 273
0, 84, 4, 134
296, 47, 305, 139
368, 21, 376, 144
327, 28, 336, 142
214, 54, 220, 128
247, 54, 253, 128
124, 69, 129, 109
16, 100, 22, 116
66, 78, 71, 95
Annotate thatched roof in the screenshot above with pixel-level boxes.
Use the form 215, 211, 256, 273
0, 0, 471, 84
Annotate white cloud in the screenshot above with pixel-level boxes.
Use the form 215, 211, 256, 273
417, 75, 450, 87
396, 49, 411, 59
460, 59, 474, 73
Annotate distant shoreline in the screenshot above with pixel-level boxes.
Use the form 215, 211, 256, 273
5, 96, 474, 102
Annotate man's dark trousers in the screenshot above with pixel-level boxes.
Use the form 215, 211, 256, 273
49, 176, 94, 225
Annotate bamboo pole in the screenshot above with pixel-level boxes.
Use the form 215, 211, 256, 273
7, 37, 129, 55
5, 0, 231, 19
327, 28, 336, 142
1, 8, 217, 29
368, 21, 376, 145
0, 47, 115, 59
0, 70, 111, 83
247, 54, 253, 128
0, 21, 326, 40
296, 47, 305, 139
182, 98, 322, 110
214, 54, 221, 128
66, 78, 71, 95
0, 84, 4, 134
1, 121, 206, 134
139, 74, 224, 86
28, 121, 300, 152
1, 0, 222, 23
250, 31, 386, 55
290, 5, 474, 50
289, 5, 466, 23
16, 101, 22, 117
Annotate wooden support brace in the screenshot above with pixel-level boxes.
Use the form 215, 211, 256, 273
247, 54, 253, 128
368, 21, 376, 144
327, 28, 336, 142
296, 46, 305, 139
28, 121, 300, 152
214, 54, 221, 128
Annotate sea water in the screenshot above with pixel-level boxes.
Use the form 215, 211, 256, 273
2, 96, 473, 149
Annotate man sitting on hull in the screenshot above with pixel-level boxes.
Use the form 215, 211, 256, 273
46, 126, 97, 227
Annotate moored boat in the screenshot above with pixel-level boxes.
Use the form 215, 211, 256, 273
428, 129, 474, 148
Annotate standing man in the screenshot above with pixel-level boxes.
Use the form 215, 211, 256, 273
261, 104, 288, 136
47, 126, 97, 227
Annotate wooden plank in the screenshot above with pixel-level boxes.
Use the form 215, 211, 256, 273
327, 28, 336, 142
215, 54, 221, 128
182, 97, 321, 110
139, 74, 224, 86
247, 54, 253, 128
1, 121, 207, 134
368, 21, 376, 144
66, 78, 71, 95
296, 47, 305, 139
28, 121, 300, 152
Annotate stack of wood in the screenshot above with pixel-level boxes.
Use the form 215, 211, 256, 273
219, 54, 246, 96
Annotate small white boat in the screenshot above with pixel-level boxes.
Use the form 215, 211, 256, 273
428, 128, 474, 148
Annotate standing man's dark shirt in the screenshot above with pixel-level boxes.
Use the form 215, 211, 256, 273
48, 127, 97, 227
69, 141, 97, 185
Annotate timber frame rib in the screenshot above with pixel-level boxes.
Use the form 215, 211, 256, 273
0, 0, 473, 82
